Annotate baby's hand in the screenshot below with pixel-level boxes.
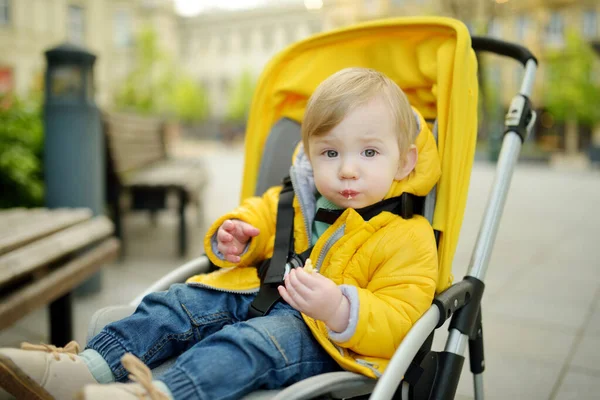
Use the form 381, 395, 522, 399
278, 268, 350, 332
216, 219, 260, 263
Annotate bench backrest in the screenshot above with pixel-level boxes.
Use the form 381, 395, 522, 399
103, 112, 167, 177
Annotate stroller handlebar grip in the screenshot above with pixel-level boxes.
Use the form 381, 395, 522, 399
471, 36, 538, 66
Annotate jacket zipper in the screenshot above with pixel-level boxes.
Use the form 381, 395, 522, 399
315, 225, 345, 271
356, 359, 382, 377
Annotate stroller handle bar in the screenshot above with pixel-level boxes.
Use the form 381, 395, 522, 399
471, 36, 538, 67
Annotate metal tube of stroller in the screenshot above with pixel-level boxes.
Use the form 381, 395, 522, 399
466, 133, 522, 279
369, 306, 440, 400
474, 374, 484, 400
466, 60, 537, 282
441, 60, 537, 400
519, 60, 538, 98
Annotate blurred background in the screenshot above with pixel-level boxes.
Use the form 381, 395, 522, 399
1, 1, 600, 399
1, 0, 599, 187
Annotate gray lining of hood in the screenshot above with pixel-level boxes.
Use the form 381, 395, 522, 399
290, 142, 318, 233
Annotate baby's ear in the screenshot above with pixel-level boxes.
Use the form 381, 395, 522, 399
395, 145, 418, 180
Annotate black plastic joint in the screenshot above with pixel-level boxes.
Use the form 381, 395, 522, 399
430, 352, 465, 400
504, 94, 533, 143
433, 280, 475, 328
469, 326, 485, 374
449, 277, 485, 338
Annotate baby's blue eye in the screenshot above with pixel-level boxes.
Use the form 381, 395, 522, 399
362, 149, 377, 157
325, 150, 338, 158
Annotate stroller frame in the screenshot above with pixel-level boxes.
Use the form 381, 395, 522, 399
93, 34, 538, 400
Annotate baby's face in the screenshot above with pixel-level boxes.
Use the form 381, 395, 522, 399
308, 96, 405, 209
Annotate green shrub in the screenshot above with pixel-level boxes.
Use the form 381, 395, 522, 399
0, 95, 44, 208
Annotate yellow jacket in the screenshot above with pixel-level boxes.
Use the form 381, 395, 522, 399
187, 110, 441, 378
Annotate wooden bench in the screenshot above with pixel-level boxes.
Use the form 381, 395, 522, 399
0, 208, 119, 346
103, 112, 208, 257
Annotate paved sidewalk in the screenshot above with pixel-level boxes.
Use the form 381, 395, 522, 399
1, 140, 599, 399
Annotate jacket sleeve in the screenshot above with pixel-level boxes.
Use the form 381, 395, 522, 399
330, 220, 439, 359
204, 185, 282, 269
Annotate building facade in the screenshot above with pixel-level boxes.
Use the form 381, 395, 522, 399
180, 3, 326, 118
1, 0, 597, 152
325, 0, 600, 154
0, 0, 178, 106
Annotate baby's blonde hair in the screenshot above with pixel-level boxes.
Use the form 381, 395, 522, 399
301, 67, 417, 160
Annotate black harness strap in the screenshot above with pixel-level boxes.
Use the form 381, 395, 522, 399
314, 192, 423, 224
263, 176, 295, 285
248, 176, 424, 319
248, 177, 297, 319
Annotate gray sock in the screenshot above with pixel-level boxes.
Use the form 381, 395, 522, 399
79, 349, 115, 384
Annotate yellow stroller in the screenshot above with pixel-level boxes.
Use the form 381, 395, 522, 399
88, 16, 537, 399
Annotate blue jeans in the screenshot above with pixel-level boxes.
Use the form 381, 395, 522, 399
86, 284, 340, 400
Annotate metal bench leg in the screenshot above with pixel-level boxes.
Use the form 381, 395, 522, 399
110, 190, 125, 260
178, 189, 188, 257
49, 291, 73, 346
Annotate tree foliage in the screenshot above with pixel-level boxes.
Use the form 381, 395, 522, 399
226, 70, 256, 122
0, 95, 44, 208
168, 77, 210, 123
114, 27, 209, 122
545, 32, 600, 126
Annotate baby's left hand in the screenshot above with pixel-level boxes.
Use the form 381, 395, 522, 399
278, 268, 349, 332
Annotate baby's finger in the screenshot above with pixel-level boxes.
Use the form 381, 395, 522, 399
217, 228, 233, 244
278, 286, 300, 311
240, 222, 260, 238
288, 269, 312, 297
294, 267, 319, 287
217, 242, 235, 257
225, 253, 241, 263
222, 220, 235, 233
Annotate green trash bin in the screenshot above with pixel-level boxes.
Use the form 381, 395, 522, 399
43, 43, 105, 295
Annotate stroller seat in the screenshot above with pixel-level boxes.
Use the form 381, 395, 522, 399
89, 16, 537, 400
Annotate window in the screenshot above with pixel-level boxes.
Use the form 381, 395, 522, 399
262, 25, 274, 51
68, 5, 85, 45
582, 9, 597, 38
0, 67, 13, 94
487, 19, 502, 38
114, 10, 132, 48
515, 15, 530, 42
308, 20, 321, 34
240, 28, 252, 51
221, 31, 231, 55
0, 0, 10, 26
546, 11, 564, 46
363, 0, 377, 16
283, 25, 296, 44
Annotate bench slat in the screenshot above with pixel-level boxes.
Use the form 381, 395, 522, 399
0, 238, 119, 331
125, 159, 208, 190
104, 112, 166, 176
0, 209, 49, 231
0, 209, 92, 256
0, 217, 114, 286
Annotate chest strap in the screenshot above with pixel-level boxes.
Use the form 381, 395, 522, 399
247, 177, 423, 319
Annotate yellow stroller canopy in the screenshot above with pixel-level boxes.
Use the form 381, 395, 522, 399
240, 16, 479, 293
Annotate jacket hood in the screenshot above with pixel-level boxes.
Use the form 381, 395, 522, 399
291, 107, 441, 201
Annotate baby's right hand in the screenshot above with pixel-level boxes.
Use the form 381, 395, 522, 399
216, 219, 260, 263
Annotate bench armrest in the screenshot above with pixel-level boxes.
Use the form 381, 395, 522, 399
130, 255, 212, 306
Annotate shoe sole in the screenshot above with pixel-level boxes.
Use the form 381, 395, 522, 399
0, 354, 54, 400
